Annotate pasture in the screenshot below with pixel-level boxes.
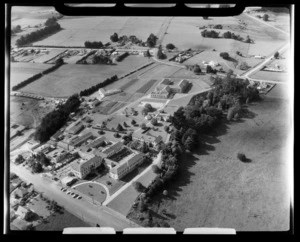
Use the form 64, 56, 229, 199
10, 62, 52, 90
18, 56, 151, 97
135, 91, 291, 231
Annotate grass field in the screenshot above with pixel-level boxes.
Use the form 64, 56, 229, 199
128, 91, 291, 231
10, 62, 52, 90
74, 183, 107, 204
35, 209, 90, 231
18, 56, 150, 97
136, 79, 158, 94
250, 70, 290, 83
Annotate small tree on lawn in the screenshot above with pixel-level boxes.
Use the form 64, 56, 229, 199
151, 118, 158, 126
116, 124, 124, 131
140, 123, 147, 129
193, 65, 201, 74
238, 61, 249, 70
164, 126, 170, 133
220, 52, 230, 59
263, 14, 269, 21
274, 51, 280, 59
237, 152, 247, 162
123, 121, 128, 127
133, 181, 146, 193
166, 43, 176, 50
15, 154, 25, 164
152, 165, 161, 174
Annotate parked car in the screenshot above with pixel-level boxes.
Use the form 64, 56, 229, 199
73, 194, 78, 198
60, 187, 64, 191
70, 192, 75, 196
66, 191, 71, 195
77, 196, 82, 200
62, 188, 67, 192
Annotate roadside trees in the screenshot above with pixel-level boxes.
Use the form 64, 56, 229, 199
133, 181, 146, 193
263, 14, 269, 21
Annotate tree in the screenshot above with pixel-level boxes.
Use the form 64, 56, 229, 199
123, 121, 128, 127
140, 123, 147, 129
110, 32, 119, 42
116, 124, 124, 131
193, 65, 201, 74
166, 43, 175, 50
263, 14, 269, 21
237, 152, 247, 162
152, 165, 161, 174
227, 107, 235, 121
157, 47, 166, 59
227, 69, 234, 77
203, 16, 208, 20
32, 162, 43, 173
45, 17, 57, 27
141, 141, 149, 153
206, 65, 213, 73
55, 57, 64, 66
274, 51, 280, 59
15, 154, 25, 164
245, 35, 252, 43
220, 52, 230, 59
151, 118, 158, 126
131, 119, 136, 125
238, 61, 249, 70
164, 126, 170, 133
139, 198, 147, 212
133, 181, 146, 193
36, 152, 50, 166
146, 33, 158, 47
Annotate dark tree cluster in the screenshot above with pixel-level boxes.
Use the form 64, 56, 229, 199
79, 75, 118, 96
115, 52, 129, 62
93, 54, 112, 64
110, 32, 119, 42
16, 22, 61, 46
34, 94, 81, 143
12, 25, 22, 35
146, 33, 158, 47
84, 41, 104, 49
213, 24, 223, 29
166, 43, 176, 50
12, 58, 64, 91
223, 31, 250, 42
220, 52, 230, 59
157, 47, 166, 59
201, 29, 219, 38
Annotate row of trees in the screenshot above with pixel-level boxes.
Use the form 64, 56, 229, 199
34, 94, 81, 143
16, 22, 61, 46
84, 41, 104, 49
115, 52, 129, 62
12, 25, 22, 35
201, 29, 253, 43
79, 75, 118, 96
12, 58, 64, 91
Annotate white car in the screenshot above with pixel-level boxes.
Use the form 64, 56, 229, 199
73, 194, 78, 198
66, 191, 71, 195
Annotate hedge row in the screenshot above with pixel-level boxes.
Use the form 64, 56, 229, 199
79, 75, 118, 96
115, 52, 129, 62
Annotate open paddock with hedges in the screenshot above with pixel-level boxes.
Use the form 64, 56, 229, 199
10, 62, 52, 90
18, 57, 151, 97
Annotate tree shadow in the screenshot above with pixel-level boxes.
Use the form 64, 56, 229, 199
226, 56, 238, 64
184, 83, 193, 93
148, 209, 168, 221
239, 108, 257, 119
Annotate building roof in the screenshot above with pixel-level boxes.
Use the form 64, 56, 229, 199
16, 206, 30, 217
15, 187, 29, 197
110, 153, 144, 175
68, 122, 84, 135
85, 136, 106, 149
69, 132, 94, 147
61, 176, 75, 184
71, 156, 101, 172
102, 141, 123, 155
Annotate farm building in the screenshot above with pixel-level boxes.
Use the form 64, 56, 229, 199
67, 122, 84, 135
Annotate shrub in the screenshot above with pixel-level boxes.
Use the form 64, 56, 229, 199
166, 43, 176, 50
220, 52, 230, 59
193, 65, 201, 74
274, 51, 280, 59
237, 153, 247, 162
133, 181, 146, 193
263, 14, 269, 21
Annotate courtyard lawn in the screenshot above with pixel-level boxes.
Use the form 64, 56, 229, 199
74, 182, 107, 204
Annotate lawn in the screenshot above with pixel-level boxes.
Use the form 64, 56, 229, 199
10, 62, 52, 90
32, 16, 167, 47
136, 79, 158, 94
127, 91, 291, 231
18, 56, 149, 97
74, 182, 107, 204
35, 209, 90, 231
250, 70, 290, 83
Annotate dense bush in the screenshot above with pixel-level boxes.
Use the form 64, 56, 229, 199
84, 41, 103, 49
201, 29, 219, 38
263, 14, 269, 21
166, 43, 176, 50
220, 52, 230, 59
16, 23, 61, 46
237, 152, 247, 162
115, 52, 129, 62
34, 94, 81, 142
213, 24, 223, 29
146, 33, 158, 47
110, 32, 119, 42
93, 54, 111, 64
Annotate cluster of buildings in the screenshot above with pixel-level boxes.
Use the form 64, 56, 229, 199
151, 78, 190, 99
202, 60, 220, 68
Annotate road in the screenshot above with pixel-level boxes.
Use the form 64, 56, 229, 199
10, 162, 140, 230
239, 43, 290, 79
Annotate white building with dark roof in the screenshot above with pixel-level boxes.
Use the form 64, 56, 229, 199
71, 156, 103, 179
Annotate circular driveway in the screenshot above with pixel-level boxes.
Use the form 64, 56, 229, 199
73, 182, 108, 204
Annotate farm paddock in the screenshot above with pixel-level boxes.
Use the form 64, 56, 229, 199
128, 90, 291, 231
